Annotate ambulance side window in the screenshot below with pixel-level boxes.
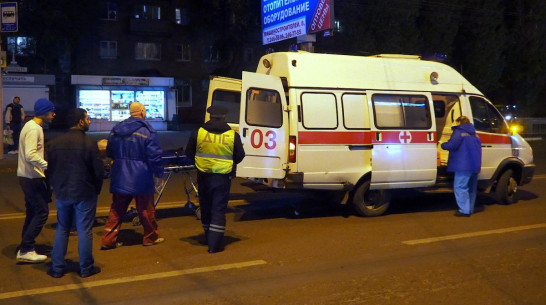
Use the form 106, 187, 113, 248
212, 90, 240, 124
372, 94, 431, 129
301, 92, 338, 129
342, 93, 370, 129
246, 88, 282, 127
469, 96, 509, 134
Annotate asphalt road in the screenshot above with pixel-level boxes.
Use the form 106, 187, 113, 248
0, 136, 544, 305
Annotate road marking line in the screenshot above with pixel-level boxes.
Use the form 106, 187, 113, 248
0, 259, 267, 300
402, 223, 546, 245
532, 174, 546, 179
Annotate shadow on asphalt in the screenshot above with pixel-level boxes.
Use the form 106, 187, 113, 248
180, 233, 243, 250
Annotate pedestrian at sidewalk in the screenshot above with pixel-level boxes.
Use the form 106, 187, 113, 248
185, 105, 245, 253
4, 96, 25, 154
16, 98, 55, 263
101, 102, 165, 249
441, 115, 482, 217
47, 108, 104, 278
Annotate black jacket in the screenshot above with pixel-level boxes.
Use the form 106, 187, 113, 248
47, 129, 104, 201
185, 119, 245, 174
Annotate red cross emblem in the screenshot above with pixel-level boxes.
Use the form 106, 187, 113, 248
399, 131, 412, 143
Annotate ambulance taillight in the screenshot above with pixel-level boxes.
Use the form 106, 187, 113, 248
289, 136, 297, 163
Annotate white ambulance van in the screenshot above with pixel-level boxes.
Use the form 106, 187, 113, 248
206, 52, 535, 216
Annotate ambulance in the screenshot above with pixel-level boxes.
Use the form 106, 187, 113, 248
206, 52, 535, 216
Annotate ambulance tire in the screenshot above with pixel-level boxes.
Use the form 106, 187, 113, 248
495, 169, 518, 205
351, 180, 390, 217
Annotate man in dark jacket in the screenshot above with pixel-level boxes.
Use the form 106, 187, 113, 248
4, 96, 25, 154
101, 102, 164, 249
441, 116, 482, 217
185, 105, 245, 253
47, 108, 104, 278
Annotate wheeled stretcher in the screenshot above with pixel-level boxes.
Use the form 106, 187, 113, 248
125, 150, 200, 225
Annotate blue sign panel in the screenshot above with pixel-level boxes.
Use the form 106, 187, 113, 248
262, 0, 332, 45
1, 2, 18, 32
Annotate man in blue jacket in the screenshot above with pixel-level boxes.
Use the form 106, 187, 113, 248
101, 102, 164, 248
441, 116, 482, 217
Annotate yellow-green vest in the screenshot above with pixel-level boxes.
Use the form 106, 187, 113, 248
195, 128, 235, 174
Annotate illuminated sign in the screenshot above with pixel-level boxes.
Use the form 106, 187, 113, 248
262, 0, 333, 45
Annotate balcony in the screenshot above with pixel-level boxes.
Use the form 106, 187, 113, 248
130, 18, 172, 36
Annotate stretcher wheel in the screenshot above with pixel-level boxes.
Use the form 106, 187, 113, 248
132, 216, 141, 226
194, 207, 201, 220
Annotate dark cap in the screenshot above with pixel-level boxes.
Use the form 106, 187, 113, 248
207, 105, 228, 116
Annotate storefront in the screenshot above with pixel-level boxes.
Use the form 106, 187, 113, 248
2, 74, 55, 113
71, 75, 175, 131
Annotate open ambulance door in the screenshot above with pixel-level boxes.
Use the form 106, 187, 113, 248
236, 71, 289, 179
206, 76, 242, 131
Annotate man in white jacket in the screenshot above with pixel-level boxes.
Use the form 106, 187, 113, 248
16, 98, 55, 263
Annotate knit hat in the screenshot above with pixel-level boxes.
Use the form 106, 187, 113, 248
34, 98, 55, 116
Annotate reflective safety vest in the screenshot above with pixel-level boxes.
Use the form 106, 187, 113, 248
195, 128, 235, 174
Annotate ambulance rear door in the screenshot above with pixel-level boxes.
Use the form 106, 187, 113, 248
236, 71, 289, 179
206, 76, 242, 131
369, 92, 437, 188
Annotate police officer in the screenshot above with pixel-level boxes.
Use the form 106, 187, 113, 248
185, 105, 245, 253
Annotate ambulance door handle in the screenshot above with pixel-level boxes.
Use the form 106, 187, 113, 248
242, 128, 248, 137
349, 145, 373, 150
375, 132, 382, 142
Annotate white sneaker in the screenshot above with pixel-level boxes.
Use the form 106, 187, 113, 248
16, 250, 47, 263
7, 150, 18, 154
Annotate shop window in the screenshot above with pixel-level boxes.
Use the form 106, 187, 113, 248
342, 93, 369, 129
100, 1, 117, 20
176, 43, 191, 62
373, 94, 431, 129
134, 4, 161, 20
100, 41, 117, 59
301, 93, 338, 129
7, 37, 36, 56
135, 42, 161, 60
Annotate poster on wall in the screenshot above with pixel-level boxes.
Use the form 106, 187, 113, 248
79, 90, 111, 120
111, 90, 134, 121
136, 90, 165, 120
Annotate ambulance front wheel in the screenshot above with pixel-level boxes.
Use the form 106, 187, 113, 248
351, 180, 390, 217
495, 169, 517, 205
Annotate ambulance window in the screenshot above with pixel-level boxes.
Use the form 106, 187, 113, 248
469, 96, 509, 134
373, 94, 431, 129
212, 90, 240, 124
246, 88, 282, 127
301, 93, 338, 129
342, 94, 370, 129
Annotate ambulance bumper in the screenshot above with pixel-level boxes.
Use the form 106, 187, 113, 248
521, 163, 535, 185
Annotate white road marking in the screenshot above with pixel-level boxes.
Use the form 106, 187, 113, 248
0, 260, 267, 300
403, 223, 546, 245
532, 174, 546, 179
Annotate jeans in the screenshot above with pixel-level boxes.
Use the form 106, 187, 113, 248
454, 172, 478, 214
51, 197, 97, 274
18, 177, 50, 253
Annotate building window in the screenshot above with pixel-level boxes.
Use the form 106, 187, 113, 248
134, 4, 161, 20
100, 41, 117, 59
176, 44, 191, 62
7, 37, 36, 56
135, 42, 161, 60
204, 45, 219, 63
175, 8, 189, 25
175, 80, 192, 108
100, 1, 118, 20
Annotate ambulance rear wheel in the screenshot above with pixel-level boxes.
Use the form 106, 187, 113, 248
496, 169, 517, 205
351, 180, 390, 217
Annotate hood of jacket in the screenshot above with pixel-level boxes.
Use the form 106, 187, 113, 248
112, 117, 150, 136
452, 123, 477, 136
202, 119, 231, 133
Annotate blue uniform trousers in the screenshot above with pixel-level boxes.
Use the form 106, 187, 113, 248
197, 172, 231, 252
454, 172, 478, 215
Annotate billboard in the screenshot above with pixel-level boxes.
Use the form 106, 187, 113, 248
262, 0, 333, 45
